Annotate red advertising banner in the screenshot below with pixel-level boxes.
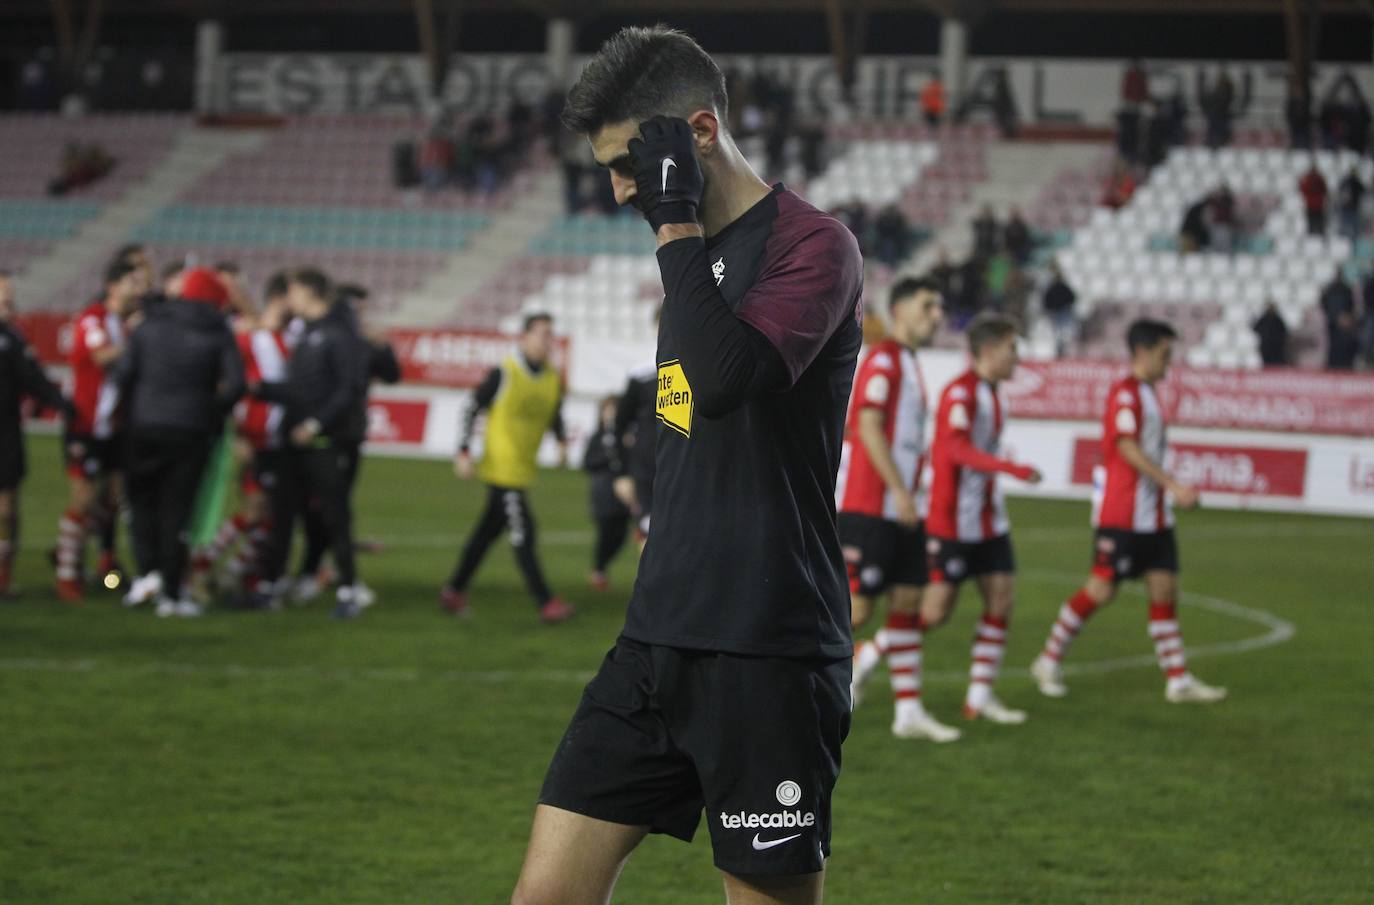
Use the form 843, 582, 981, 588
365, 399, 429, 446
1070, 438, 1308, 497
386, 329, 569, 388
1005, 360, 1374, 437
13, 312, 73, 365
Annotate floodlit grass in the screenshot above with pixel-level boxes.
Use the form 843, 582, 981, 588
3, 434, 1370, 903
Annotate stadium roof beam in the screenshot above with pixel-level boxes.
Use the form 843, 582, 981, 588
7, 0, 1372, 14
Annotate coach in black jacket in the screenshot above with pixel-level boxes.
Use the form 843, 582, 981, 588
291, 285, 400, 594
255, 269, 367, 618
0, 271, 73, 597
115, 268, 244, 616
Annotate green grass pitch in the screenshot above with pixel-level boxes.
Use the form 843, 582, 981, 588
2, 434, 1371, 904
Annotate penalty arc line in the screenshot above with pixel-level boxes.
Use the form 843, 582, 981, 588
0, 572, 1294, 687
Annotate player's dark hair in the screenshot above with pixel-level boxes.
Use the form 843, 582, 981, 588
562, 26, 729, 136
967, 313, 1019, 356
161, 261, 184, 281
0, 268, 11, 279
104, 257, 139, 286
334, 282, 369, 305
1127, 318, 1178, 353
889, 276, 940, 308
114, 243, 145, 264
523, 312, 553, 333
264, 270, 289, 301
288, 267, 332, 302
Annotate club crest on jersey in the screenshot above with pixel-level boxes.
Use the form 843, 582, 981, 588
656, 359, 693, 437
712, 257, 726, 286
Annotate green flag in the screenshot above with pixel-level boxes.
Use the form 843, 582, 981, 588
189, 427, 236, 549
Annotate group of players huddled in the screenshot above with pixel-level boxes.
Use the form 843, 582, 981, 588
1, 243, 401, 618
839, 278, 1227, 743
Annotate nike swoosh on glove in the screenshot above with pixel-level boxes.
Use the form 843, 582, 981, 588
626, 115, 705, 232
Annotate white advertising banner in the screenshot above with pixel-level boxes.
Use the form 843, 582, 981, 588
212, 52, 1374, 128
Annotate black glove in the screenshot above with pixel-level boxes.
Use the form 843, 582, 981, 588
626, 116, 705, 232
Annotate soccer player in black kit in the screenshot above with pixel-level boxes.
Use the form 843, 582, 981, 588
513, 27, 863, 905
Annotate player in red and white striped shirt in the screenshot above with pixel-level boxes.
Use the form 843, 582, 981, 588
839, 277, 960, 743
1031, 320, 1226, 704
923, 315, 1041, 725
54, 257, 146, 602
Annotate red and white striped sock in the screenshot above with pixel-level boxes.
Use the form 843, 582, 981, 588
230, 516, 270, 579
56, 510, 85, 582
1041, 589, 1099, 663
1149, 601, 1190, 688
966, 614, 1009, 713
886, 611, 926, 717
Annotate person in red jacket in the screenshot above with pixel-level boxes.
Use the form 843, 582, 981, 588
1299, 160, 1329, 236
923, 314, 1041, 725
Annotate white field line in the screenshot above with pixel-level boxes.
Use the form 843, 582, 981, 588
366, 522, 1368, 550
0, 572, 1293, 687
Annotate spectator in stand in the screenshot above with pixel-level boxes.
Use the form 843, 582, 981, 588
972, 205, 1000, 258
1328, 312, 1362, 369
1042, 261, 1078, 357
1300, 161, 1329, 236
1252, 301, 1289, 368
798, 122, 826, 180
1336, 168, 1366, 241
921, 75, 947, 127
1121, 58, 1149, 109
1161, 86, 1189, 147
47, 141, 115, 196
1320, 79, 1372, 154
1004, 207, 1033, 265
1143, 100, 1171, 169
1116, 106, 1142, 166
419, 121, 454, 193
832, 201, 870, 256
1201, 68, 1235, 149
1003, 265, 1031, 330
1102, 158, 1137, 209
1209, 184, 1237, 253
873, 205, 912, 268
1179, 196, 1212, 253
1321, 271, 1356, 368
931, 246, 960, 302
1287, 77, 1313, 150
984, 246, 1013, 310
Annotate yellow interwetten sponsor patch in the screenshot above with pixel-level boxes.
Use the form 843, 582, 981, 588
656, 359, 693, 437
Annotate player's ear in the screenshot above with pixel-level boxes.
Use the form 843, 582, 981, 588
687, 110, 720, 156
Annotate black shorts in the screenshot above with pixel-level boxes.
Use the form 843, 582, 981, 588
249, 448, 283, 495
926, 534, 1016, 584
838, 512, 927, 596
0, 428, 24, 490
63, 433, 121, 481
540, 637, 850, 877
1092, 528, 1179, 582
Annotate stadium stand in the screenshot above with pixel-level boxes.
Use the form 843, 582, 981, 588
1057, 143, 1367, 368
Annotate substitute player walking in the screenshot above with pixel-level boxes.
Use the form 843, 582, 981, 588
1030, 320, 1226, 704
839, 277, 960, 743
922, 315, 1041, 725
513, 26, 862, 905
440, 312, 572, 624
